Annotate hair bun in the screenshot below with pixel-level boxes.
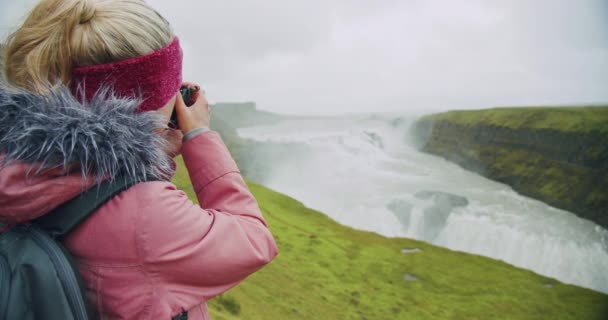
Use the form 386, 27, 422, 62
4, 0, 173, 92
79, 1, 96, 24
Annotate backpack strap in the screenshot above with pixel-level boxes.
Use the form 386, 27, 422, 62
34, 175, 158, 239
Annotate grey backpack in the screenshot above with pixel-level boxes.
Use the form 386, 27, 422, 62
0, 176, 158, 320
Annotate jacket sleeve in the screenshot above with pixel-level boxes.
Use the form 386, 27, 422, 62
136, 130, 278, 300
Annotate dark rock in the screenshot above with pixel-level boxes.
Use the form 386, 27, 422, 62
387, 199, 413, 227
364, 130, 384, 149
414, 191, 469, 207
387, 192, 468, 242
415, 191, 468, 241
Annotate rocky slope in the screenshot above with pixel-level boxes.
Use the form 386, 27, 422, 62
412, 107, 608, 228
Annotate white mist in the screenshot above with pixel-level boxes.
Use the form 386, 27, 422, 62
237, 115, 608, 294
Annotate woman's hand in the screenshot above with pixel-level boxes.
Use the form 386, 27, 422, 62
175, 82, 211, 134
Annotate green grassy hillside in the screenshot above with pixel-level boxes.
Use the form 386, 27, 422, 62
414, 107, 608, 228
172, 155, 608, 320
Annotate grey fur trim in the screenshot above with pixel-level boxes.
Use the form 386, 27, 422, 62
0, 85, 174, 185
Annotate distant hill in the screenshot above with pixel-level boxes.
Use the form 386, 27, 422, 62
211, 102, 288, 128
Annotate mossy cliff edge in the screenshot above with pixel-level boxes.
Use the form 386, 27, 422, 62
412, 107, 608, 228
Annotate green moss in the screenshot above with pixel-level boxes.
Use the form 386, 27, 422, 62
171, 156, 608, 320
427, 106, 608, 133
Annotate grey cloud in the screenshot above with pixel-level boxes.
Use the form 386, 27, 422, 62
2, 0, 607, 115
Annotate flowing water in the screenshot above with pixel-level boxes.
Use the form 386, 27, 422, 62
236, 114, 608, 294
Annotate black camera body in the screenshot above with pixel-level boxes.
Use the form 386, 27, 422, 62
169, 86, 194, 128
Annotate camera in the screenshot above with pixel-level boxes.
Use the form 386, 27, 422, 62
169, 86, 194, 128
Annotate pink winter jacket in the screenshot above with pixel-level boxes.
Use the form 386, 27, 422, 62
0, 86, 278, 319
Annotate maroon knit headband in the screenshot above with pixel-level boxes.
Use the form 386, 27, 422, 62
71, 37, 183, 113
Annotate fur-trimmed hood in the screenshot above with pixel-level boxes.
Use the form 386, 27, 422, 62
0, 85, 175, 223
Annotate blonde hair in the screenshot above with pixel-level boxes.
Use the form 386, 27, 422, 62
2, 0, 174, 93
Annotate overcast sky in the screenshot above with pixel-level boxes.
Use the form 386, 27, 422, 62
2, 0, 607, 115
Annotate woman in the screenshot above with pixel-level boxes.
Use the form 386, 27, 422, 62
0, 0, 278, 319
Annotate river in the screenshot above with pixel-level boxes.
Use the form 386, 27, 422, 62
236, 113, 608, 294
